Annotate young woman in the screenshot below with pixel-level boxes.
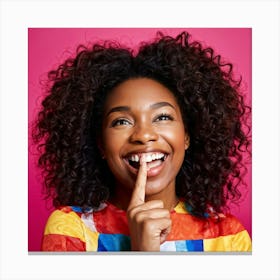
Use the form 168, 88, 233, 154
33, 31, 252, 252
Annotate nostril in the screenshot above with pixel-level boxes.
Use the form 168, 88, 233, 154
133, 140, 147, 145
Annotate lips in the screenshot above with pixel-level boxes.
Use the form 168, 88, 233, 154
123, 151, 168, 177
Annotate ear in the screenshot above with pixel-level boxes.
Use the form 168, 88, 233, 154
184, 134, 190, 150
97, 137, 106, 159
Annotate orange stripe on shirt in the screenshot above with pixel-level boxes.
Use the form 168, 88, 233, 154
41, 234, 86, 251
168, 212, 245, 240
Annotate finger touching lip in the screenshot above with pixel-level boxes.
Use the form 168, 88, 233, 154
123, 152, 168, 178
127, 157, 147, 209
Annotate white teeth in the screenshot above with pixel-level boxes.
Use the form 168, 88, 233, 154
129, 155, 139, 162
128, 152, 165, 163
145, 154, 153, 163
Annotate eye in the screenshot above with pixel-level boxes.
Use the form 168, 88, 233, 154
111, 118, 132, 127
154, 113, 174, 122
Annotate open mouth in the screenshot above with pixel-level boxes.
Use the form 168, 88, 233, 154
125, 152, 168, 170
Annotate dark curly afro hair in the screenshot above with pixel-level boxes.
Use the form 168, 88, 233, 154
33, 31, 251, 218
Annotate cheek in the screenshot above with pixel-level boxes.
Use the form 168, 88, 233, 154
102, 130, 125, 156
102, 139, 126, 181
162, 126, 186, 151
102, 131, 129, 176
162, 127, 186, 168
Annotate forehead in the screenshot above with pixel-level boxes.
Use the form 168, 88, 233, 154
104, 78, 179, 109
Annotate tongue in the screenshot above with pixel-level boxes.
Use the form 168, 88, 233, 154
146, 159, 162, 169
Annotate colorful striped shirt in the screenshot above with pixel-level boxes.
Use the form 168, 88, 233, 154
41, 201, 252, 252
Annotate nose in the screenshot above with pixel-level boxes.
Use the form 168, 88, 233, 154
129, 123, 158, 144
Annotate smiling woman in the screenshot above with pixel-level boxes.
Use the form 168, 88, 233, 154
101, 78, 188, 211
32, 31, 252, 252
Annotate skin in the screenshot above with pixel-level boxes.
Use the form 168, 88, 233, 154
101, 78, 189, 251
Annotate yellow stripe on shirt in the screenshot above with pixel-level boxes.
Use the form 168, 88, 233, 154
204, 230, 252, 252
44, 209, 99, 251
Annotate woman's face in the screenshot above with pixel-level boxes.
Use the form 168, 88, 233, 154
101, 78, 189, 198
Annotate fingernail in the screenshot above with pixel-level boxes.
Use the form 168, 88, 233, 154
140, 154, 145, 165
140, 155, 150, 171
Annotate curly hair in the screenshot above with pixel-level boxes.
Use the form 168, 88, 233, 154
32, 31, 251, 218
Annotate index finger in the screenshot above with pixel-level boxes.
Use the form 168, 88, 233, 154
128, 157, 147, 209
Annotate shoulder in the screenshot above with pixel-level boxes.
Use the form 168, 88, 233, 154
42, 206, 85, 249
42, 206, 89, 251
202, 211, 252, 252
175, 201, 247, 233
204, 213, 252, 251
44, 204, 108, 231
44, 207, 83, 235
173, 201, 247, 235
172, 201, 252, 251
42, 205, 109, 251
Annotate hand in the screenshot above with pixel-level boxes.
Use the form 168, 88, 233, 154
126, 157, 172, 251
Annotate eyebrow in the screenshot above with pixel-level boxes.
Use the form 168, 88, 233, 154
106, 106, 130, 116
106, 102, 175, 117
150, 102, 175, 110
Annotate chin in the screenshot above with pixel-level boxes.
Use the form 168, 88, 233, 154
144, 179, 172, 196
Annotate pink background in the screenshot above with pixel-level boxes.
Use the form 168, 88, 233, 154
28, 28, 252, 251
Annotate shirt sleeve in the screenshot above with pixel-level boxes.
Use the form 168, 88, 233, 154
203, 214, 252, 252
232, 229, 252, 252
41, 209, 87, 251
